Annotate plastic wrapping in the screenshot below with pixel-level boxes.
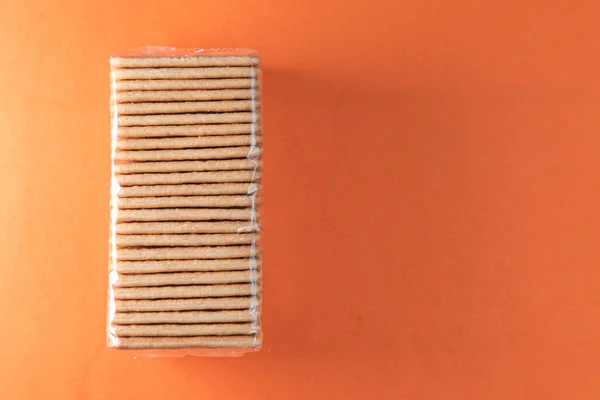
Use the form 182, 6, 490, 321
107, 47, 262, 356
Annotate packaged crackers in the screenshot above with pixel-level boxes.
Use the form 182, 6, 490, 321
107, 47, 262, 356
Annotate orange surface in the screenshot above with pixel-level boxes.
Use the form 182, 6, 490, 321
1, 0, 600, 398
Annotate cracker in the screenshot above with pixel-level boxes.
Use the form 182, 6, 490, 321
115, 89, 257, 103
116, 135, 257, 150
116, 171, 259, 186
112, 67, 257, 81
112, 309, 257, 324
114, 79, 255, 92
117, 208, 255, 223
117, 123, 258, 138
114, 146, 259, 162
111, 56, 259, 68
114, 147, 258, 163
109, 335, 260, 349
115, 258, 260, 273
115, 159, 259, 174
116, 221, 258, 235
114, 296, 258, 312
117, 195, 254, 209
114, 245, 257, 261
113, 283, 257, 299
113, 323, 257, 337
117, 112, 255, 126
117, 183, 255, 197
115, 100, 257, 115
116, 245, 256, 260
114, 270, 257, 287
116, 233, 257, 247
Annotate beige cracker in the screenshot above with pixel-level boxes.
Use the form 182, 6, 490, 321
116, 208, 255, 223
114, 78, 255, 92
117, 136, 259, 151
112, 309, 257, 325
113, 323, 257, 337
117, 233, 258, 247
114, 270, 258, 287
109, 335, 260, 349
114, 258, 260, 273
114, 296, 258, 312
113, 283, 257, 300
115, 89, 257, 103
115, 100, 257, 115
117, 123, 258, 138
117, 183, 255, 197
116, 135, 257, 150
116, 170, 259, 186
116, 221, 258, 235
116, 245, 256, 261
115, 159, 259, 174
116, 233, 257, 247
114, 146, 258, 162
111, 56, 259, 68
117, 195, 254, 209
112, 67, 257, 80
117, 112, 255, 126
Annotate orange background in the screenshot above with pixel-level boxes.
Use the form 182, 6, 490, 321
1, 0, 600, 398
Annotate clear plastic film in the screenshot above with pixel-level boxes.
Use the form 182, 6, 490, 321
107, 47, 262, 356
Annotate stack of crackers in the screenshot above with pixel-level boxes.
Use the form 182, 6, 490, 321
107, 49, 262, 354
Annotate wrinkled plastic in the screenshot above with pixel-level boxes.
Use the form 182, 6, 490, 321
107, 47, 262, 357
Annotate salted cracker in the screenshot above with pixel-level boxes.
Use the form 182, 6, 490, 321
114, 270, 258, 288
117, 112, 255, 126
112, 67, 257, 80
116, 233, 257, 247
117, 195, 253, 209
117, 123, 258, 138
117, 208, 255, 223
114, 270, 257, 287
116, 171, 259, 186
117, 183, 255, 197
116, 135, 257, 150
115, 159, 259, 174
116, 221, 258, 235
113, 283, 257, 300
114, 78, 255, 92
111, 56, 259, 68
112, 309, 257, 324
114, 297, 258, 312
116, 245, 256, 260
114, 146, 258, 162
109, 335, 260, 349
114, 258, 260, 274
115, 100, 257, 115
113, 323, 257, 337
114, 89, 257, 103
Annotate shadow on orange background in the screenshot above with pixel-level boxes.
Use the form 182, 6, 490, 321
0, 1, 599, 399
